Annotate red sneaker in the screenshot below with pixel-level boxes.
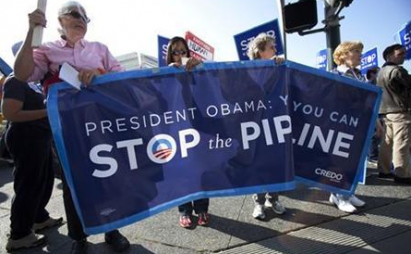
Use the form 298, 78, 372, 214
179, 215, 193, 228
197, 213, 210, 226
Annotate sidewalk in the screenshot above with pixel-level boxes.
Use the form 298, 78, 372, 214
0, 162, 410, 254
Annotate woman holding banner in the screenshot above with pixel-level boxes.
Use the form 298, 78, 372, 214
247, 33, 287, 220
329, 41, 380, 213
166, 36, 211, 228
13, 1, 130, 253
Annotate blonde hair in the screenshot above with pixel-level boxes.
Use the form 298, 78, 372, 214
247, 33, 276, 60
333, 41, 364, 66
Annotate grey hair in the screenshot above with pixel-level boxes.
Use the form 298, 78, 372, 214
57, 1, 87, 38
58, 1, 86, 16
247, 33, 276, 60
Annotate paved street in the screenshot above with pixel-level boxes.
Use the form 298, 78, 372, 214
0, 162, 410, 254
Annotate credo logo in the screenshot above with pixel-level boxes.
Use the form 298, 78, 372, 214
315, 168, 343, 182
147, 135, 177, 164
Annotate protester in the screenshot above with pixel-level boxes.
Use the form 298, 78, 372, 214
366, 67, 381, 164
366, 67, 380, 85
377, 44, 411, 184
13, 1, 129, 253
2, 75, 63, 252
247, 33, 287, 220
166, 36, 202, 72
329, 41, 382, 213
166, 36, 210, 228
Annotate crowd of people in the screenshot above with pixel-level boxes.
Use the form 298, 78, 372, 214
1, 1, 410, 253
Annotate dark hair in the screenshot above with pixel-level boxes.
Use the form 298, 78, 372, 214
166, 36, 190, 65
382, 44, 404, 61
366, 67, 380, 80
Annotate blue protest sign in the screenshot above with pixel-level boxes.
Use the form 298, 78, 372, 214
289, 62, 381, 194
12, 41, 23, 57
48, 61, 295, 234
397, 20, 411, 60
0, 57, 12, 76
361, 47, 378, 75
48, 61, 380, 234
234, 19, 284, 60
316, 49, 328, 71
157, 35, 170, 67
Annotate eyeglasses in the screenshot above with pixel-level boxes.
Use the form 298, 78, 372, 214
62, 10, 90, 23
172, 50, 187, 56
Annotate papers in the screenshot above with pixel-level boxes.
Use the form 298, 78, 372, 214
181, 57, 189, 65
59, 62, 81, 90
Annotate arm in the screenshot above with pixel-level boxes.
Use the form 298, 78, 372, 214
1, 99, 47, 122
270, 55, 285, 64
186, 57, 202, 71
391, 67, 411, 90
14, 9, 47, 81
79, 43, 124, 86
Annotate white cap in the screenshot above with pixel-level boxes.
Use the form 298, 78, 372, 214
58, 1, 87, 17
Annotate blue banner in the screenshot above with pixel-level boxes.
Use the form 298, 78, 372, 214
48, 61, 381, 234
316, 49, 328, 71
157, 35, 170, 67
48, 61, 295, 234
234, 20, 284, 60
289, 63, 381, 194
0, 57, 12, 76
361, 47, 378, 75
397, 20, 411, 60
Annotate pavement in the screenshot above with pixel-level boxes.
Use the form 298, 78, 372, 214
0, 161, 410, 254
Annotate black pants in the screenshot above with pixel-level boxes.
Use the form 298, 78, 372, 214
6, 125, 54, 239
178, 198, 209, 215
59, 149, 119, 241
368, 134, 380, 161
61, 168, 88, 241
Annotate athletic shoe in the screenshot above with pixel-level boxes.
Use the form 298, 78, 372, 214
349, 195, 365, 207
252, 204, 266, 219
271, 201, 286, 215
6, 232, 46, 252
197, 213, 210, 226
329, 193, 356, 213
179, 215, 193, 228
33, 217, 63, 232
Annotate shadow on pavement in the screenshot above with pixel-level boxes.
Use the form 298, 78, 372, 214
209, 214, 279, 243
88, 243, 155, 254
208, 214, 372, 253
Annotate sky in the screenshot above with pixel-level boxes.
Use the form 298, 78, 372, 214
0, 0, 410, 72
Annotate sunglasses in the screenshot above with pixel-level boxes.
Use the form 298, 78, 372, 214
62, 10, 90, 23
172, 50, 187, 56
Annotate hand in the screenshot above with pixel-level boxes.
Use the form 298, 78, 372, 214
28, 9, 47, 31
271, 56, 285, 65
78, 69, 101, 86
186, 57, 202, 71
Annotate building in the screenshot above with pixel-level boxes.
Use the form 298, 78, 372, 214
116, 52, 158, 70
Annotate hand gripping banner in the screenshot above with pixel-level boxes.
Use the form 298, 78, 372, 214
48, 61, 381, 234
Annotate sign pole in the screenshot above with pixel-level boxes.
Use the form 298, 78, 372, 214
32, 0, 47, 48
276, 0, 287, 59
